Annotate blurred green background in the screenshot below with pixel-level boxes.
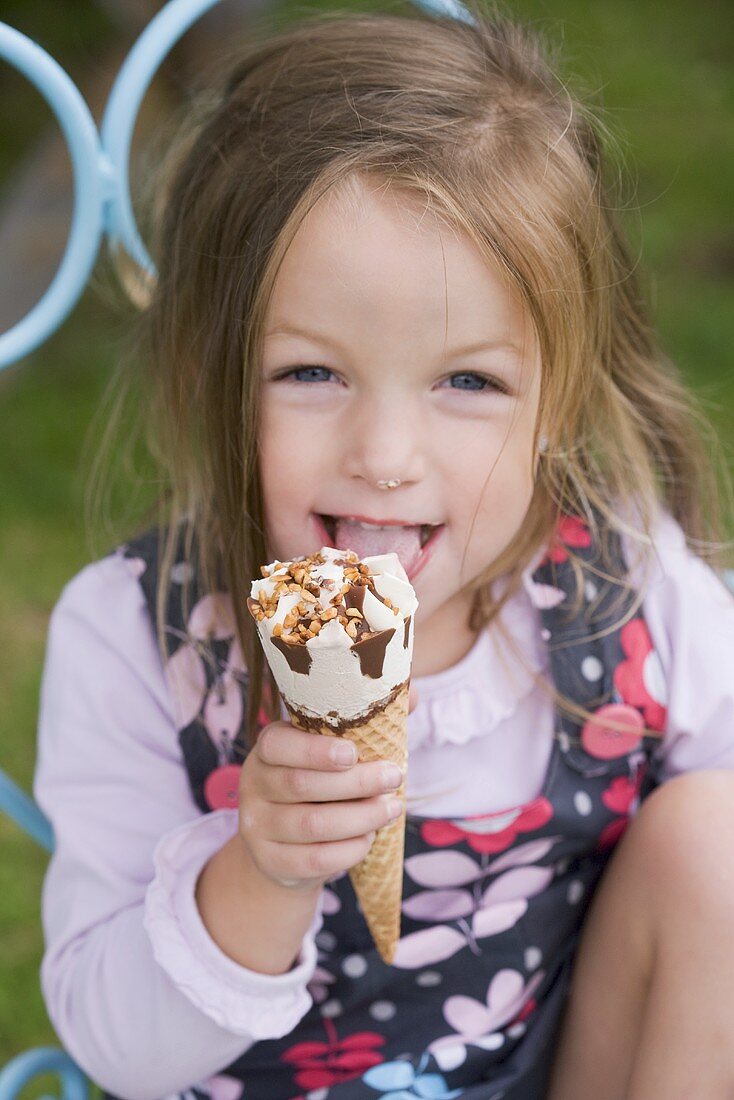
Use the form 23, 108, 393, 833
1, 0, 732, 1083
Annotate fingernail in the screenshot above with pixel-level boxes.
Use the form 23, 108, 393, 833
382, 764, 404, 789
332, 742, 357, 765
384, 797, 403, 821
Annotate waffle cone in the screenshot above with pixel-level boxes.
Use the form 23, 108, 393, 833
286, 682, 409, 964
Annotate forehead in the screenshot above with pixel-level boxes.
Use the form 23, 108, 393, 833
264, 177, 532, 348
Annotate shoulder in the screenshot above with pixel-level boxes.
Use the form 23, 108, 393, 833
48, 549, 165, 691
52, 549, 153, 635
623, 509, 734, 616
621, 508, 734, 703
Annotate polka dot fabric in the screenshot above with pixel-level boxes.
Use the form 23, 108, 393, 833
116, 516, 664, 1100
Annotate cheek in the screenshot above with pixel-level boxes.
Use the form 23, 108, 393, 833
259, 394, 323, 480
455, 425, 537, 565
259, 401, 333, 535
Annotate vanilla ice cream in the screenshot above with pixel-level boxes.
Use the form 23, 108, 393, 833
247, 547, 418, 727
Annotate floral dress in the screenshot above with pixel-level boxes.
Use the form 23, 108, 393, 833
114, 517, 666, 1100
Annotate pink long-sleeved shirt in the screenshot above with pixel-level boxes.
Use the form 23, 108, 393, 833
33, 512, 734, 1100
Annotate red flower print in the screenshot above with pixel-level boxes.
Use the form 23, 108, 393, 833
581, 703, 644, 759
596, 767, 647, 852
512, 997, 538, 1025
542, 515, 592, 565
614, 619, 667, 732
281, 1020, 385, 1090
204, 764, 242, 811
256, 678, 274, 731
598, 816, 629, 851
601, 774, 639, 815
421, 798, 554, 856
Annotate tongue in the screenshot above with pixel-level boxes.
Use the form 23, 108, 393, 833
334, 519, 423, 575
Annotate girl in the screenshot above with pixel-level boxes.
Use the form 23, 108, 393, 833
33, 3, 734, 1099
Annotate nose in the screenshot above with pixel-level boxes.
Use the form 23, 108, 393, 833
341, 392, 425, 490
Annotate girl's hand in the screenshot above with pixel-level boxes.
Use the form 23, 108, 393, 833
238, 683, 418, 891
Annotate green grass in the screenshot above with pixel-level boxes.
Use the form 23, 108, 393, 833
1, 0, 732, 1080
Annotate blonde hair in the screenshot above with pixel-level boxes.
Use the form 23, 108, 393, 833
90, 0, 731, 745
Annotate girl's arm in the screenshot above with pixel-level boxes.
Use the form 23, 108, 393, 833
34, 554, 321, 1100
623, 509, 734, 778
195, 830, 322, 975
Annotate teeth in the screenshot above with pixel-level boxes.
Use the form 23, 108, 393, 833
356, 521, 397, 531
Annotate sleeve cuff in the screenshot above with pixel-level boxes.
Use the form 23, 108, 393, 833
144, 809, 322, 1039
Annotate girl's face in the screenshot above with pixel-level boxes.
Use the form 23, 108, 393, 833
259, 178, 542, 673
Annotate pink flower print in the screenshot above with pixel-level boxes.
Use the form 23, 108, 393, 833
165, 643, 208, 730
527, 583, 566, 611
121, 553, 147, 579
614, 619, 667, 732
322, 885, 342, 915
164, 593, 241, 736
203, 670, 243, 750
187, 592, 237, 641
393, 838, 561, 969
227, 635, 246, 679
541, 515, 592, 565
281, 1018, 385, 1090
200, 1075, 244, 1100
421, 798, 554, 856
308, 964, 337, 1005
428, 969, 546, 1072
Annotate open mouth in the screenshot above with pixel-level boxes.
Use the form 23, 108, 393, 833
318, 515, 441, 549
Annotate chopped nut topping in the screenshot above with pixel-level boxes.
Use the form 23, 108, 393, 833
249, 549, 401, 645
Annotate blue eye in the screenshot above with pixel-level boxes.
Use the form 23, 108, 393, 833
281, 365, 335, 383
274, 365, 508, 394
447, 372, 507, 394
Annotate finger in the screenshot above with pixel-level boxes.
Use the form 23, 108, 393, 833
409, 681, 419, 713
267, 794, 403, 845
256, 722, 358, 770
263, 758, 404, 804
263, 833, 378, 883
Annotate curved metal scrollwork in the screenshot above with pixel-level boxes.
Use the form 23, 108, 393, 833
0, 0, 476, 370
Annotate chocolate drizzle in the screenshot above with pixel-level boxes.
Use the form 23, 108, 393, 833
344, 585, 366, 614
403, 615, 411, 649
272, 634, 312, 675
285, 679, 408, 732
351, 627, 395, 678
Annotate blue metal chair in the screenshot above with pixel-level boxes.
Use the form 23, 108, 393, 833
0, 0, 477, 1093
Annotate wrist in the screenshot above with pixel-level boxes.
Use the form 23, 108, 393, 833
237, 830, 324, 899
196, 832, 322, 975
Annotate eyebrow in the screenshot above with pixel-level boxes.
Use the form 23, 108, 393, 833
264, 325, 522, 358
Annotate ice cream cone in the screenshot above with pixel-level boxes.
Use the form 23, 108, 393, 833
247, 546, 418, 965
286, 681, 409, 964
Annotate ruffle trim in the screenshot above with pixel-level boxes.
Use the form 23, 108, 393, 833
409, 572, 548, 750
143, 809, 320, 1040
